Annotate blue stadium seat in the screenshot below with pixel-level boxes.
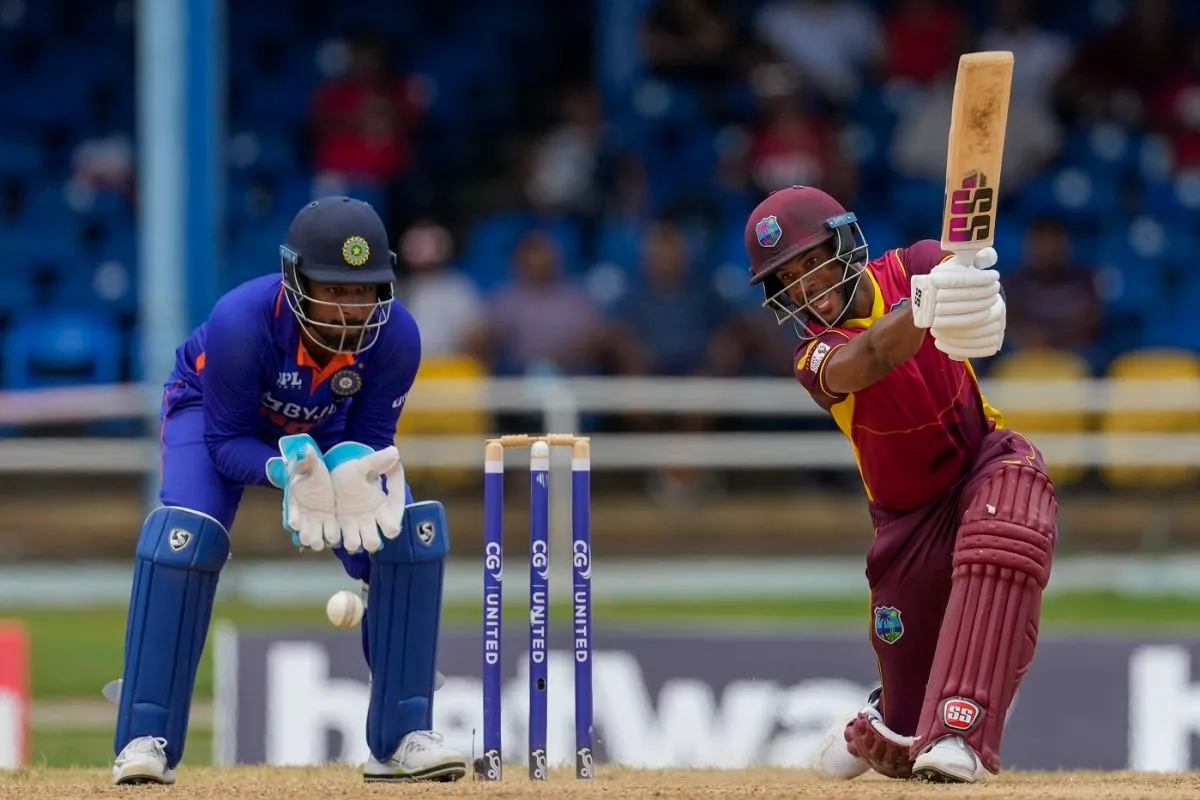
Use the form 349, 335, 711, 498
990, 222, 1027, 270
1059, 123, 1142, 175
18, 184, 75, 228
461, 211, 583, 290
1141, 173, 1200, 226
0, 139, 43, 176
409, 41, 510, 128
0, 227, 89, 278
888, 177, 943, 238
594, 218, 645, 273
1013, 167, 1123, 226
1094, 221, 1175, 317
2, 310, 122, 389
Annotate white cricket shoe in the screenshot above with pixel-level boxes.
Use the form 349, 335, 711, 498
912, 735, 986, 783
112, 736, 175, 785
363, 730, 468, 782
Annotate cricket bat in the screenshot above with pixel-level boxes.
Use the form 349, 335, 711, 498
940, 51, 1014, 265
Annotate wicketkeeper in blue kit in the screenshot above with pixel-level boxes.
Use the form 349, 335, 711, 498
111, 196, 467, 785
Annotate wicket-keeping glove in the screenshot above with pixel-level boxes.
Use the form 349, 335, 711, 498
324, 442, 407, 554
265, 434, 339, 551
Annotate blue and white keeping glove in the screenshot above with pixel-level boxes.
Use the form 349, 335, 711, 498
909, 246, 1005, 361
266, 434, 339, 551
323, 442, 407, 554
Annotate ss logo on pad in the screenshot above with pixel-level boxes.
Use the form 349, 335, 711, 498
416, 521, 436, 546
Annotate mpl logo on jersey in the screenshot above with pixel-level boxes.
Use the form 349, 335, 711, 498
0, 622, 29, 769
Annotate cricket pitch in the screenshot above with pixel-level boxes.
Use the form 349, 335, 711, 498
3, 766, 1200, 799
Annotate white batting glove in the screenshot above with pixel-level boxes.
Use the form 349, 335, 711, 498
909, 247, 999, 329
324, 442, 407, 554
932, 293, 1006, 360
265, 434, 339, 552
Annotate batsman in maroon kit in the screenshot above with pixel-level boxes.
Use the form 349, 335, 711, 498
744, 186, 1057, 783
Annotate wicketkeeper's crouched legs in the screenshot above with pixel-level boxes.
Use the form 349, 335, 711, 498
912, 463, 1057, 773
114, 506, 229, 769
359, 499, 466, 781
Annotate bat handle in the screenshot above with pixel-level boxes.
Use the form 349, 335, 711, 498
950, 248, 980, 268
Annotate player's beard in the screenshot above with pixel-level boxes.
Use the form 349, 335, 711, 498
299, 319, 361, 354
320, 322, 367, 352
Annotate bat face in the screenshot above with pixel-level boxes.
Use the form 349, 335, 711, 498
941, 51, 1014, 257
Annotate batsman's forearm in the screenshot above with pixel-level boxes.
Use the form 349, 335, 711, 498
864, 307, 927, 370
822, 307, 927, 395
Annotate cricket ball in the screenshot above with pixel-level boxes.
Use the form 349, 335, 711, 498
326, 589, 364, 629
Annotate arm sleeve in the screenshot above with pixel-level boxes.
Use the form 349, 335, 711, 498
344, 308, 422, 451
201, 299, 279, 487
793, 332, 855, 411
896, 239, 953, 277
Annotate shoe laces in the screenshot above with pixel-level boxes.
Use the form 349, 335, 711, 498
124, 736, 168, 758
404, 731, 444, 753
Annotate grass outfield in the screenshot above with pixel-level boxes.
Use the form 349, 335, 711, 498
11, 591, 1200, 701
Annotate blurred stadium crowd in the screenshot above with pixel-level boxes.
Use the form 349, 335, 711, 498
0, 0, 1198, 392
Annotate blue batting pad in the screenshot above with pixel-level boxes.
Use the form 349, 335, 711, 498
114, 506, 230, 768
365, 500, 449, 761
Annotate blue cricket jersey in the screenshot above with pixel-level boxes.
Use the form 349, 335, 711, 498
164, 274, 421, 487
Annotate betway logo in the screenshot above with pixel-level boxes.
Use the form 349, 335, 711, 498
258, 642, 868, 768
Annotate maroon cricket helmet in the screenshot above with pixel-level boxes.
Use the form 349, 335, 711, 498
745, 186, 859, 285
743, 185, 870, 337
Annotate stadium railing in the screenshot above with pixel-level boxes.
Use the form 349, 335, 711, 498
0, 376, 1196, 473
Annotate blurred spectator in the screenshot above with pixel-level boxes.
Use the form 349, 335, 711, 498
978, 0, 1071, 109
882, 0, 969, 86
308, 32, 426, 217
69, 133, 134, 198
523, 84, 607, 218
607, 221, 736, 502
752, 0, 884, 109
641, 0, 738, 85
601, 153, 653, 222
708, 127, 756, 219
394, 219, 487, 361
749, 94, 856, 203
483, 231, 608, 375
1054, 0, 1184, 126
1148, 32, 1200, 169
1002, 216, 1103, 361
609, 220, 739, 377
891, 69, 1061, 194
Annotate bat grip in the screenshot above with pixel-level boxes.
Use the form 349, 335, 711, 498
950, 248, 980, 268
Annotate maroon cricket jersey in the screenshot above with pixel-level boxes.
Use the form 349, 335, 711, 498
794, 240, 1006, 511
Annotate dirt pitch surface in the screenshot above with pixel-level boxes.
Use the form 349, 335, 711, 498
4, 766, 1200, 799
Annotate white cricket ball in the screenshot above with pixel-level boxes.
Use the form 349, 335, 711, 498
326, 590, 364, 629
